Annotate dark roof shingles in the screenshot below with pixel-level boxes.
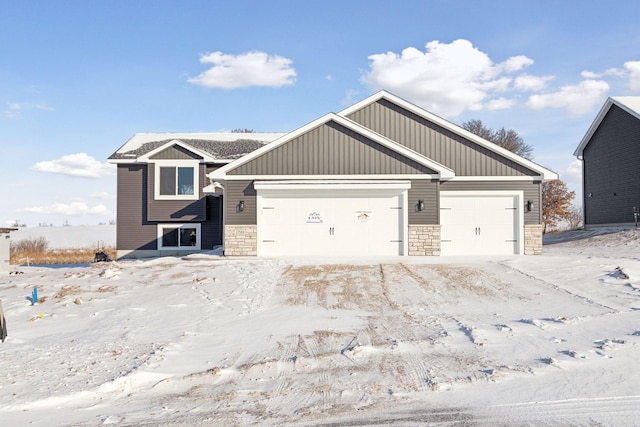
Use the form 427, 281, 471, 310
109, 138, 268, 160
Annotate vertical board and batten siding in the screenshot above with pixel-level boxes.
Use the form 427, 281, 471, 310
116, 165, 157, 250
408, 179, 439, 224
225, 180, 257, 225
228, 121, 437, 176
440, 181, 541, 225
146, 163, 207, 221
583, 104, 640, 225
149, 145, 204, 160
347, 99, 539, 177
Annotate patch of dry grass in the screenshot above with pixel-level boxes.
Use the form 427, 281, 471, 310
11, 246, 117, 265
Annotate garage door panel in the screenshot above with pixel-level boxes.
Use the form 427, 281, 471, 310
259, 192, 404, 256
440, 193, 521, 256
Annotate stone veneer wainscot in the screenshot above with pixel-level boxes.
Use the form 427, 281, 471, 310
408, 225, 441, 256
224, 225, 257, 256
524, 224, 543, 255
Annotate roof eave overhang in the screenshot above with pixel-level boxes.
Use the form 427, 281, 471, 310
575, 97, 640, 157
574, 98, 614, 157
138, 139, 214, 162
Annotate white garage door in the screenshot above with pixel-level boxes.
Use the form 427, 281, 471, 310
440, 192, 522, 256
256, 183, 408, 256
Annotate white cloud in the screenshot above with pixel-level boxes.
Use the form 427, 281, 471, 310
4, 102, 54, 118
32, 153, 115, 179
526, 80, 610, 115
361, 39, 539, 117
17, 202, 110, 216
498, 55, 534, 73
606, 67, 628, 78
624, 61, 640, 92
90, 191, 112, 200
485, 97, 516, 110
514, 74, 555, 91
188, 51, 296, 89
581, 70, 600, 79
564, 159, 583, 184
581, 68, 627, 79
341, 89, 360, 106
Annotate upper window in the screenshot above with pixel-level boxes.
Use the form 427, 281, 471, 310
160, 166, 194, 195
154, 161, 199, 200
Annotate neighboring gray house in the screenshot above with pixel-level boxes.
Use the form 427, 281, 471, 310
208, 91, 557, 257
574, 97, 640, 227
0, 228, 17, 271
108, 132, 285, 259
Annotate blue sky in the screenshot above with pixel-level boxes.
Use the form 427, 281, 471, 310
2, 0, 640, 226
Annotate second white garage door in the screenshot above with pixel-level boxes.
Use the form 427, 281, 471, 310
440, 191, 523, 256
256, 183, 408, 256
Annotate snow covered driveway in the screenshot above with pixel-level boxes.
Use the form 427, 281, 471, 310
1, 229, 640, 425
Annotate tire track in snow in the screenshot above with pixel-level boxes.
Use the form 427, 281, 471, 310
476, 395, 640, 425
497, 261, 619, 313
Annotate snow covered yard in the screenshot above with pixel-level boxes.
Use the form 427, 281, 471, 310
1, 229, 640, 425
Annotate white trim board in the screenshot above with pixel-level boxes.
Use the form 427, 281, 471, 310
222, 174, 440, 181
254, 180, 412, 192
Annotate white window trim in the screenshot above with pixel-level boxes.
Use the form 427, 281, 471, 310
153, 160, 200, 201
157, 223, 201, 250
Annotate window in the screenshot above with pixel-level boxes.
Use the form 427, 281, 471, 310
154, 161, 199, 200
157, 224, 201, 250
160, 167, 194, 195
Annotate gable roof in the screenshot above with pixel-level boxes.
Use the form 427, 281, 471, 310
108, 132, 286, 163
340, 91, 558, 180
574, 96, 640, 157
208, 113, 455, 180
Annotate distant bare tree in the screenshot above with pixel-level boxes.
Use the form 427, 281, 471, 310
461, 119, 493, 141
231, 128, 254, 133
566, 205, 583, 230
461, 119, 534, 160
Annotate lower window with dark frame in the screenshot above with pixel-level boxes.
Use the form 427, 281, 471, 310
158, 224, 200, 249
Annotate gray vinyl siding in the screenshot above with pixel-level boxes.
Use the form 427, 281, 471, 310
225, 180, 257, 225
150, 145, 203, 160
583, 104, 640, 225
117, 163, 224, 252
408, 179, 439, 224
347, 99, 538, 177
146, 163, 207, 221
440, 180, 542, 225
228, 121, 437, 176
116, 165, 157, 251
